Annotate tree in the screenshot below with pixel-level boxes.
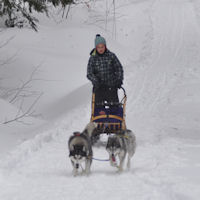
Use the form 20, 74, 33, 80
0, 0, 74, 31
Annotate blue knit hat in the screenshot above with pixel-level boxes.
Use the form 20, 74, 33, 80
95, 34, 106, 47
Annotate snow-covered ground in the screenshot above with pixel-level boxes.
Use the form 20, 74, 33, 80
1, 0, 200, 199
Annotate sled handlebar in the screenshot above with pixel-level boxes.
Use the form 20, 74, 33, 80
120, 86, 126, 97
120, 86, 127, 104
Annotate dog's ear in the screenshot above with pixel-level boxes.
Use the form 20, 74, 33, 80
84, 128, 89, 136
73, 132, 81, 136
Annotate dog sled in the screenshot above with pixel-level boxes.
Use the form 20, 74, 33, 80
90, 87, 127, 134
68, 87, 136, 176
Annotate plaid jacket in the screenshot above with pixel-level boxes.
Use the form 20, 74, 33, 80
87, 49, 124, 87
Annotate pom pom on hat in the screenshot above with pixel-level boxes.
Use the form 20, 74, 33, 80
95, 34, 106, 47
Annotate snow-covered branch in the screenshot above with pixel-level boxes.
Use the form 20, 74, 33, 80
9, 64, 42, 104
3, 92, 43, 125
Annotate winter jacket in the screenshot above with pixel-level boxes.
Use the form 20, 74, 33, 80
87, 48, 124, 88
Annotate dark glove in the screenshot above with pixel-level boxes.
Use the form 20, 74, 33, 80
93, 86, 99, 92
117, 80, 123, 89
92, 79, 99, 86
93, 81, 100, 92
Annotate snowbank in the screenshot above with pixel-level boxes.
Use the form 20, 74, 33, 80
1, 0, 200, 199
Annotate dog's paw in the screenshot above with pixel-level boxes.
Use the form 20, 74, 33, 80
83, 169, 91, 176
110, 161, 118, 168
73, 172, 78, 177
117, 167, 123, 173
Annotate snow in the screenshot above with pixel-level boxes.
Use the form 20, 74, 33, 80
1, 0, 200, 199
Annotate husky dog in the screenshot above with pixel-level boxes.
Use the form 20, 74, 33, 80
68, 122, 97, 176
106, 129, 136, 172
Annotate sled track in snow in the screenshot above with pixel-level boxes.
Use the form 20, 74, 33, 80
1, 0, 200, 199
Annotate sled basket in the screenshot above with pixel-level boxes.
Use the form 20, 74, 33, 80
90, 87, 127, 134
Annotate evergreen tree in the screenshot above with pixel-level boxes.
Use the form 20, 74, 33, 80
0, 0, 74, 31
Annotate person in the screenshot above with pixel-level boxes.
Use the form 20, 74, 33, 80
87, 34, 124, 107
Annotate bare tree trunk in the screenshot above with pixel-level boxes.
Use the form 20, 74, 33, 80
112, 0, 117, 39
65, 4, 71, 19
105, 0, 108, 32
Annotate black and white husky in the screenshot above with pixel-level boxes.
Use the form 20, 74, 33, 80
106, 129, 136, 172
68, 122, 97, 176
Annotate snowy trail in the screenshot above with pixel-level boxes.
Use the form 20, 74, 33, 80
0, 110, 183, 200
1, 0, 200, 199
128, 0, 199, 117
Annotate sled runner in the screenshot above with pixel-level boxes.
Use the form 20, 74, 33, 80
91, 87, 127, 134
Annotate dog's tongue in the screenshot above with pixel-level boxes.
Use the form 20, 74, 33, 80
112, 155, 116, 162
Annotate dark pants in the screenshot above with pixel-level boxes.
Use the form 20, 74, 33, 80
94, 86, 119, 106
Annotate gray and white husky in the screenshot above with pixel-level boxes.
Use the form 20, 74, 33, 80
106, 129, 136, 172
68, 122, 97, 176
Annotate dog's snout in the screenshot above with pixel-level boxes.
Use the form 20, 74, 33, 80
76, 164, 79, 169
